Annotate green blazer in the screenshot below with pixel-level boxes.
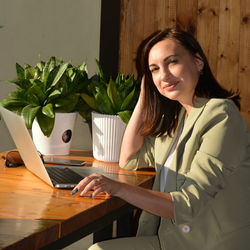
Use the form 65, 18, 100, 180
123, 98, 250, 250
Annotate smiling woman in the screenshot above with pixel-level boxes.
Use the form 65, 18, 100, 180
148, 39, 204, 112
135, 29, 240, 138
80, 28, 250, 250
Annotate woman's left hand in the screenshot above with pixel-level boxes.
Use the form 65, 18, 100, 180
73, 173, 121, 197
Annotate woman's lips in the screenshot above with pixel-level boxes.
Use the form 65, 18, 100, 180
163, 81, 179, 90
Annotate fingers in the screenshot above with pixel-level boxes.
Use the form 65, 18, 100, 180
80, 177, 102, 196
139, 75, 146, 106
140, 76, 145, 94
92, 186, 110, 198
72, 174, 109, 198
80, 175, 101, 194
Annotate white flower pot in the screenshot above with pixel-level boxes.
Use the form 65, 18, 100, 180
32, 112, 77, 155
92, 112, 126, 162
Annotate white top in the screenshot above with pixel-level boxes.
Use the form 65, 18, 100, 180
160, 122, 184, 192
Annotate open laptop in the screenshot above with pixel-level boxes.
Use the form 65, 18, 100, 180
0, 106, 85, 189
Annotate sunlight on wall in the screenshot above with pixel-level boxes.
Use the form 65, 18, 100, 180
0, 0, 101, 152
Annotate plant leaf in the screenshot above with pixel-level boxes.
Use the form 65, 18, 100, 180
42, 103, 54, 118
24, 64, 36, 79
0, 98, 27, 111
54, 94, 79, 112
80, 93, 98, 110
27, 82, 46, 104
47, 89, 62, 100
36, 61, 45, 71
48, 56, 56, 72
107, 78, 121, 111
79, 62, 88, 72
95, 59, 105, 79
21, 105, 41, 129
36, 111, 55, 137
120, 87, 136, 110
95, 86, 114, 114
41, 60, 50, 84
117, 110, 132, 124
50, 62, 69, 88
95, 59, 109, 82
16, 63, 25, 80
78, 111, 92, 123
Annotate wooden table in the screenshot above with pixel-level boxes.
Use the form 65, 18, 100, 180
0, 150, 155, 250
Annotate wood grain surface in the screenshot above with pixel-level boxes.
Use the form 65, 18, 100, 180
0, 150, 155, 249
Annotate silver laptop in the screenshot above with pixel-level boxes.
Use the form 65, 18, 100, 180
0, 106, 84, 189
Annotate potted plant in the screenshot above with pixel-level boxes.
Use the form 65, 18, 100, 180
0, 56, 90, 155
80, 60, 140, 162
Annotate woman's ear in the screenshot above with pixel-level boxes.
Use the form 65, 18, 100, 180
194, 53, 204, 73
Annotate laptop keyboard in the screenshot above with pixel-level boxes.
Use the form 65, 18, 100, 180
45, 166, 84, 185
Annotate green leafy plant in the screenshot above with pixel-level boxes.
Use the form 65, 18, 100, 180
0, 56, 90, 136
81, 60, 140, 123
80, 60, 140, 124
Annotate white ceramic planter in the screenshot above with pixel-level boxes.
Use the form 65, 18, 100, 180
92, 112, 126, 162
32, 112, 77, 155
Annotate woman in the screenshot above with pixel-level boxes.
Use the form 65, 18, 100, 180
74, 29, 250, 250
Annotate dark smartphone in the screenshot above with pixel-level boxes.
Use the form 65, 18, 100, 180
43, 157, 86, 166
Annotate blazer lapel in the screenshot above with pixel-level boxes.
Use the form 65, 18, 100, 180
155, 108, 186, 172
179, 97, 208, 142
165, 97, 209, 192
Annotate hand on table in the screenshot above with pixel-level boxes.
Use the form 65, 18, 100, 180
71, 173, 121, 198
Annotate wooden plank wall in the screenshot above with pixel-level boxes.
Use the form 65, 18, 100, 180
118, 0, 250, 129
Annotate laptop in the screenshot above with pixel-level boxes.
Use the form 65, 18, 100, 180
0, 106, 85, 189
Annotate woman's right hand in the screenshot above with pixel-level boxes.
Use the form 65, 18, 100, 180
137, 75, 146, 108
119, 76, 146, 168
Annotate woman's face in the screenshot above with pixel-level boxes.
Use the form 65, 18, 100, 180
148, 38, 203, 110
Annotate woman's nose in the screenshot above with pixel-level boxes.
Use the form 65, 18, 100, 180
160, 67, 171, 81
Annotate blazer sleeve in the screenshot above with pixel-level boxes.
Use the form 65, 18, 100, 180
121, 136, 155, 170
171, 99, 250, 224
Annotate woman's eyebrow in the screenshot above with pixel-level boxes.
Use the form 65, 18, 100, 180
149, 55, 177, 68
149, 63, 158, 68
164, 55, 178, 61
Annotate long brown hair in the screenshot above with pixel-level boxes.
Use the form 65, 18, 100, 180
136, 28, 240, 137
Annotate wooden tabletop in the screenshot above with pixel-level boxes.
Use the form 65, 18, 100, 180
0, 150, 155, 250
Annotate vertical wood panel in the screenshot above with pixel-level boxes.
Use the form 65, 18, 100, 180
238, 0, 250, 127
217, 0, 240, 92
197, 0, 219, 76
143, 0, 158, 35
143, 0, 177, 38
176, 0, 198, 35
161, 0, 177, 29
119, 0, 146, 74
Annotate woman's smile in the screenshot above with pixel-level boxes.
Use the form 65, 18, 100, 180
162, 80, 179, 91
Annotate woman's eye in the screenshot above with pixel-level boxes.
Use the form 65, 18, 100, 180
169, 59, 178, 64
150, 67, 158, 73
